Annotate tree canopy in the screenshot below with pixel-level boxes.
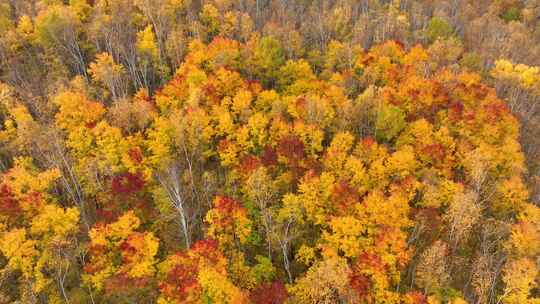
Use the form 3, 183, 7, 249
1, 1, 540, 303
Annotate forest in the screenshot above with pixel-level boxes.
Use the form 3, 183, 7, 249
1, 0, 540, 303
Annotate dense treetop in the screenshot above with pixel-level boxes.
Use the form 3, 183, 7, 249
1, 1, 540, 303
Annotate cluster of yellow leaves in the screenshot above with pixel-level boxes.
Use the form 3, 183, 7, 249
88, 52, 127, 99
500, 204, 540, 303
54, 90, 150, 189
54, 91, 105, 131
0, 159, 79, 296
288, 257, 356, 303
88, 52, 125, 84
205, 196, 252, 248
283, 172, 336, 226
1, 157, 60, 214
157, 239, 248, 304
492, 59, 540, 92
84, 211, 159, 291
501, 258, 540, 304
0, 105, 38, 151
137, 25, 160, 60
198, 266, 248, 303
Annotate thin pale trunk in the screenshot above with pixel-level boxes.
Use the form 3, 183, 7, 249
52, 136, 89, 231
57, 267, 70, 304
159, 166, 191, 248
280, 240, 292, 284
279, 218, 294, 283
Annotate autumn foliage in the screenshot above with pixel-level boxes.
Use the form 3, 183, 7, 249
0, 2, 540, 303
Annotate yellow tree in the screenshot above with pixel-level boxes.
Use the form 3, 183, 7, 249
83, 211, 160, 300
0, 157, 80, 303
88, 52, 128, 100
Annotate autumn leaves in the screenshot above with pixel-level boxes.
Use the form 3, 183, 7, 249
0, 35, 538, 303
